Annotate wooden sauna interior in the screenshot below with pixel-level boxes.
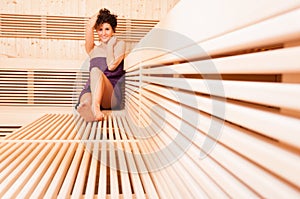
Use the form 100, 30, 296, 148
1, 0, 300, 198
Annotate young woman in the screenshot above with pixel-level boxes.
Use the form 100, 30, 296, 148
76, 8, 125, 122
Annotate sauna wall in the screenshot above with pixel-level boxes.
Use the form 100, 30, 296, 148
0, 0, 179, 60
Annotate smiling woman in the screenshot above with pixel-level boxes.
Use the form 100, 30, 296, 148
76, 8, 126, 122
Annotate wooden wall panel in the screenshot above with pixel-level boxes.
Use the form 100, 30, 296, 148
0, 38, 86, 59
0, 0, 179, 19
0, 0, 179, 60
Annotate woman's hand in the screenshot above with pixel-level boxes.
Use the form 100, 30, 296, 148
106, 39, 125, 71
87, 14, 98, 29
107, 36, 117, 47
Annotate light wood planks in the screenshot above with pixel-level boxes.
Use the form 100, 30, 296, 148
1, 0, 300, 198
0, 68, 88, 106
0, 113, 159, 198
0, 13, 158, 42
123, 0, 300, 198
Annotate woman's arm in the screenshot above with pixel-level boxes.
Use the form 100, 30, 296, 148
106, 36, 126, 71
85, 14, 97, 54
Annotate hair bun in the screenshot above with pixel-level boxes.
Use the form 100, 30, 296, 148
95, 8, 118, 32
99, 8, 111, 16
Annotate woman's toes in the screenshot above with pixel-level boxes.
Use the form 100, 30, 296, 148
95, 112, 104, 121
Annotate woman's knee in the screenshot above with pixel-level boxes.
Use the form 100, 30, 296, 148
90, 67, 104, 76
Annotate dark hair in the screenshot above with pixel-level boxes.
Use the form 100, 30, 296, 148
94, 8, 118, 32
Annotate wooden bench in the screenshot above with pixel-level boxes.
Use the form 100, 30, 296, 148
1, 0, 300, 198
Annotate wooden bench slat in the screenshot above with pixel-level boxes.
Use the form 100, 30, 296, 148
57, 121, 87, 197
0, 114, 49, 141
139, 94, 300, 187
71, 123, 94, 198
118, 117, 160, 199
194, 136, 300, 197
0, 115, 60, 163
125, 107, 214, 198
141, 84, 300, 149
116, 116, 147, 199
84, 122, 101, 198
45, 141, 79, 197
142, 138, 213, 198
111, 116, 133, 198
142, 76, 300, 111
30, 116, 80, 197
125, 1, 300, 69
108, 116, 120, 198
98, 116, 108, 198
17, 143, 63, 198
0, 143, 52, 198
0, 115, 72, 197
143, 46, 300, 74
136, 94, 299, 196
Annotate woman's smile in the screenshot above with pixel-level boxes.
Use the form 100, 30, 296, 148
97, 23, 113, 43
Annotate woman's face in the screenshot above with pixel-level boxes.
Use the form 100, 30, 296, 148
97, 23, 114, 43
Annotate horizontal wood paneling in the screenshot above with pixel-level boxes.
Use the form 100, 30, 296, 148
0, 13, 158, 42
0, 0, 179, 19
0, 68, 89, 106
0, 0, 179, 59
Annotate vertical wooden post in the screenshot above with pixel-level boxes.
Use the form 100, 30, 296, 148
27, 70, 34, 104
281, 40, 300, 118
173, 61, 180, 91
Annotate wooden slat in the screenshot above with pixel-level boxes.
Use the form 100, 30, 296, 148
137, 115, 254, 198
116, 116, 146, 199
138, 85, 299, 187
118, 117, 160, 199
57, 121, 88, 198
84, 121, 101, 198
141, 76, 300, 112
200, 8, 300, 57
141, 84, 300, 149
111, 115, 133, 199
108, 115, 119, 198
16, 115, 79, 197
0, 68, 88, 106
124, 105, 212, 198
125, 2, 300, 69
98, 115, 108, 198
187, 137, 300, 198
29, 116, 81, 198
0, 114, 72, 198
71, 122, 94, 199
142, 46, 300, 74
43, 121, 84, 197
123, 0, 300, 192
133, 92, 300, 196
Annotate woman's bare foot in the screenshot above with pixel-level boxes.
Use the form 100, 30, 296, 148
92, 104, 104, 121
77, 100, 95, 122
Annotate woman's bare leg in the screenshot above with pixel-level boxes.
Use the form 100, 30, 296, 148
90, 67, 117, 121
